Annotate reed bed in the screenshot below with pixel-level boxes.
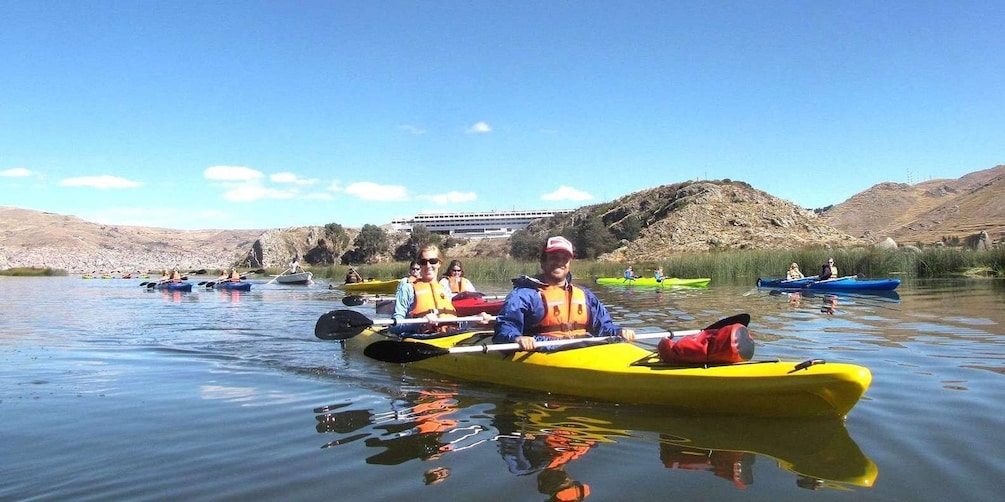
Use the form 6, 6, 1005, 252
312, 247, 1003, 284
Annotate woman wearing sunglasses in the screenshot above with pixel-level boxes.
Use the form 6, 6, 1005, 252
439, 259, 477, 298
819, 258, 838, 281
391, 245, 490, 336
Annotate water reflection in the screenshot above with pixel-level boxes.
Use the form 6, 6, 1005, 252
314, 395, 877, 496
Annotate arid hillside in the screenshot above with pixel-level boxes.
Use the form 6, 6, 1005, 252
522, 180, 865, 263
821, 164, 1005, 245
3, 164, 1001, 273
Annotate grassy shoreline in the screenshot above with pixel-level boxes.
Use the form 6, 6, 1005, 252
311, 247, 1004, 284
5, 247, 1000, 282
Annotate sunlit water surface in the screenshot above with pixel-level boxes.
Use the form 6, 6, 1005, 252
2, 276, 1003, 501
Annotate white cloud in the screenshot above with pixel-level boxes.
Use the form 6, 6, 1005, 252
541, 185, 593, 201
60, 175, 143, 189
1, 167, 33, 177
270, 172, 318, 185
466, 121, 492, 134
344, 181, 409, 201
327, 180, 343, 192
221, 181, 298, 202
399, 124, 427, 135
204, 165, 264, 181
303, 192, 333, 200
418, 191, 478, 205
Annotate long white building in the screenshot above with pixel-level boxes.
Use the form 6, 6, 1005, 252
390, 209, 574, 239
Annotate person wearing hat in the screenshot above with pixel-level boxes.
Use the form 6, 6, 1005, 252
493, 236, 636, 351
786, 262, 804, 281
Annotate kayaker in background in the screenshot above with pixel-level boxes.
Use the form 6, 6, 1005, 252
624, 265, 639, 280
289, 258, 302, 273
345, 267, 362, 284
228, 269, 242, 282
654, 266, 665, 283
440, 259, 476, 297
391, 245, 491, 336
819, 258, 838, 280
217, 269, 229, 281
168, 270, 182, 282
494, 236, 636, 351
786, 262, 804, 280
159, 269, 170, 282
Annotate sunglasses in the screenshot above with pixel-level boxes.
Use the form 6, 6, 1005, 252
418, 258, 440, 266
450, 269, 462, 273
410, 267, 421, 272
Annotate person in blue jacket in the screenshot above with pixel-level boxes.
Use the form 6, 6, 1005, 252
494, 236, 635, 351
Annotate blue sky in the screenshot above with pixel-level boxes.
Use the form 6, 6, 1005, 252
2, 1, 1002, 230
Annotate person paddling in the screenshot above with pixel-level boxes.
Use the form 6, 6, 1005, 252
494, 236, 635, 351
786, 263, 804, 280
390, 245, 490, 337
819, 258, 838, 280
439, 259, 476, 298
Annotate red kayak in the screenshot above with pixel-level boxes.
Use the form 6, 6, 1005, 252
451, 292, 504, 317
374, 292, 505, 317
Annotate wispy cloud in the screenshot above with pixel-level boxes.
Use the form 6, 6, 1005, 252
270, 172, 318, 185
541, 185, 593, 201
221, 180, 298, 202
1, 167, 33, 177
60, 175, 143, 189
344, 181, 409, 201
418, 191, 477, 205
399, 124, 427, 135
204, 165, 264, 181
466, 121, 492, 134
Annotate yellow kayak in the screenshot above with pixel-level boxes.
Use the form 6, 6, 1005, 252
344, 327, 872, 419
342, 279, 400, 294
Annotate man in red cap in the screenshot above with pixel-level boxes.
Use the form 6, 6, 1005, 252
493, 236, 635, 350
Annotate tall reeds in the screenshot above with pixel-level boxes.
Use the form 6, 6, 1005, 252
312, 247, 1003, 283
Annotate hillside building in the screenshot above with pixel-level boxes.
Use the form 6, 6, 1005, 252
390, 209, 573, 239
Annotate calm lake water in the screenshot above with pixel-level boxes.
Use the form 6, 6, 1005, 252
2, 275, 1003, 501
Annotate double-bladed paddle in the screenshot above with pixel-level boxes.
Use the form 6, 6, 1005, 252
362, 313, 751, 364
341, 291, 506, 307
314, 309, 497, 341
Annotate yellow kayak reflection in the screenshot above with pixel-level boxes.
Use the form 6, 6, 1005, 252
314, 392, 877, 493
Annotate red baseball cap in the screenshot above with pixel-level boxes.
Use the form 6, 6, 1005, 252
543, 236, 574, 256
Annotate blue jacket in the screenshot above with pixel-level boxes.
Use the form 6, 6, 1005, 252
493, 275, 626, 347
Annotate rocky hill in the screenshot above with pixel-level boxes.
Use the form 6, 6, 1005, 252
821, 164, 1005, 246
3, 165, 1001, 273
522, 180, 865, 262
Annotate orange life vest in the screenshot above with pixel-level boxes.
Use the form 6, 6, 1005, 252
446, 276, 471, 293
534, 285, 589, 338
409, 281, 457, 332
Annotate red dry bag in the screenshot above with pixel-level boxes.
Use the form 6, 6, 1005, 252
657, 323, 754, 364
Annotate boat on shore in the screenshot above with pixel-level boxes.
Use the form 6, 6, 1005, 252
596, 277, 711, 288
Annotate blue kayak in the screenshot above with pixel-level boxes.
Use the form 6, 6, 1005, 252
210, 281, 252, 291
758, 276, 900, 291
153, 281, 193, 292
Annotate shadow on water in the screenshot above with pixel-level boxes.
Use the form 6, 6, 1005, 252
313, 390, 877, 496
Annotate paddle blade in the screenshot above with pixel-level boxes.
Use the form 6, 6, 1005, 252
314, 310, 374, 340
204, 281, 216, 288
705, 313, 750, 330
363, 340, 448, 363
342, 295, 366, 306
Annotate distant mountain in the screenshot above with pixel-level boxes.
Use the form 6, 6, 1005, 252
3, 164, 1001, 272
821, 164, 1005, 246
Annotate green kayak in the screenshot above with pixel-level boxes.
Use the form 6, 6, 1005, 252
596, 277, 711, 288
